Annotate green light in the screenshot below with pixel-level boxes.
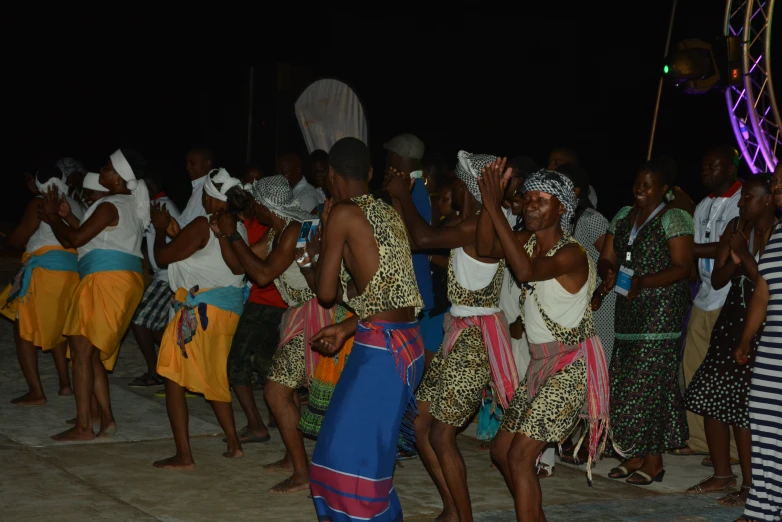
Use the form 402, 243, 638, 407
663, 65, 669, 74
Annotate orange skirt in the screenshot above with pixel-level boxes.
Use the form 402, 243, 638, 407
63, 271, 144, 371
156, 288, 241, 402
0, 245, 80, 350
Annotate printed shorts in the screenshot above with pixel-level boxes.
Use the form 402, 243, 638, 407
265, 333, 306, 390
415, 326, 491, 427
501, 358, 587, 442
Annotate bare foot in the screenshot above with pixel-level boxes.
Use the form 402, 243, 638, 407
153, 455, 195, 470
58, 386, 73, 397
65, 416, 101, 425
51, 426, 95, 442
223, 447, 244, 459
269, 473, 310, 494
433, 509, 459, 521
264, 458, 294, 473
11, 392, 46, 406
97, 421, 117, 439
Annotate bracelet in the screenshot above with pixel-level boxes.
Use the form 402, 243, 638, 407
313, 254, 320, 263
213, 231, 226, 239
227, 231, 242, 244
299, 264, 313, 274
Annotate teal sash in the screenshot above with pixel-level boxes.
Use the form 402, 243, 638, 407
172, 286, 244, 355
78, 249, 142, 279
7, 249, 78, 302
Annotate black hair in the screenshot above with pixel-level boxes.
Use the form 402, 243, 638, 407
118, 148, 147, 180
36, 166, 63, 184
421, 152, 450, 187
639, 155, 676, 189
189, 147, 216, 165
310, 149, 329, 164
508, 156, 539, 179
243, 163, 264, 178
557, 163, 592, 227
329, 137, 371, 181
709, 144, 740, 167
745, 173, 774, 194
550, 146, 579, 164
144, 168, 164, 194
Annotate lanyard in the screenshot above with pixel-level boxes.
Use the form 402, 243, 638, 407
626, 202, 666, 262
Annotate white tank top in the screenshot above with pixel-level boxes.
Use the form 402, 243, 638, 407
26, 195, 85, 254
77, 195, 143, 260
167, 218, 248, 291
450, 247, 502, 317
523, 277, 589, 344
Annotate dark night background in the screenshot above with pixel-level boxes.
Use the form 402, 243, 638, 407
8, 5, 760, 228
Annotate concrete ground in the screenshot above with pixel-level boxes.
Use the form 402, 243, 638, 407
0, 257, 746, 521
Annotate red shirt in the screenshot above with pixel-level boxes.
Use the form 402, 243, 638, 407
244, 218, 288, 309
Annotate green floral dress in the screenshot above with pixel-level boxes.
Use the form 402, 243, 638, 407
608, 206, 693, 457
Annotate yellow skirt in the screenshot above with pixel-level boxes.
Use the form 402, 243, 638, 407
63, 270, 144, 371
156, 288, 241, 402
0, 245, 80, 350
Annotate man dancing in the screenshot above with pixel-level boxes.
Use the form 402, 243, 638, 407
307, 137, 424, 521
478, 164, 610, 522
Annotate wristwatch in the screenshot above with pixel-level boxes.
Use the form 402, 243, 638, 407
227, 231, 243, 244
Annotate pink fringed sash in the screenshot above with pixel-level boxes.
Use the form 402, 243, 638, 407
278, 298, 334, 382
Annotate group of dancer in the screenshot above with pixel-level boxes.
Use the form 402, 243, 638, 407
2, 136, 780, 522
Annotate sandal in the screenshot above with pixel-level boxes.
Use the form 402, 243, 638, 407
686, 474, 737, 494
701, 455, 740, 467
128, 373, 163, 388
608, 465, 639, 479
718, 485, 751, 507
626, 469, 665, 485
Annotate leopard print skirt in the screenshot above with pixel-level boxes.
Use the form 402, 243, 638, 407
415, 326, 491, 427
501, 358, 587, 442
265, 334, 306, 390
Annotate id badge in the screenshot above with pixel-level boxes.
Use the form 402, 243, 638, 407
614, 266, 635, 296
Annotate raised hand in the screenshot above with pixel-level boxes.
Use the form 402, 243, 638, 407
728, 228, 749, 264
150, 201, 170, 231
42, 187, 61, 217
295, 247, 311, 268
385, 166, 413, 199
24, 172, 38, 195
214, 211, 237, 236
478, 157, 508, 213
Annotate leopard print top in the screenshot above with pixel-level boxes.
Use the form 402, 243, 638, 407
267, 224, 315, 307
519, 234, 596, 345
447, 249, 506, 308
340, 194, 423, 320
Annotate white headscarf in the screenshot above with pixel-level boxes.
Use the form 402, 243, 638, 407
109, 149, 150, 229
82, 172, 109, 192
203, 168, 243, 202
35, 175, 69, 197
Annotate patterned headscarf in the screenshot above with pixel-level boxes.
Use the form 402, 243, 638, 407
455, 150, 497, 203
523, 169, 577, 234
250, 175, 313, 223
